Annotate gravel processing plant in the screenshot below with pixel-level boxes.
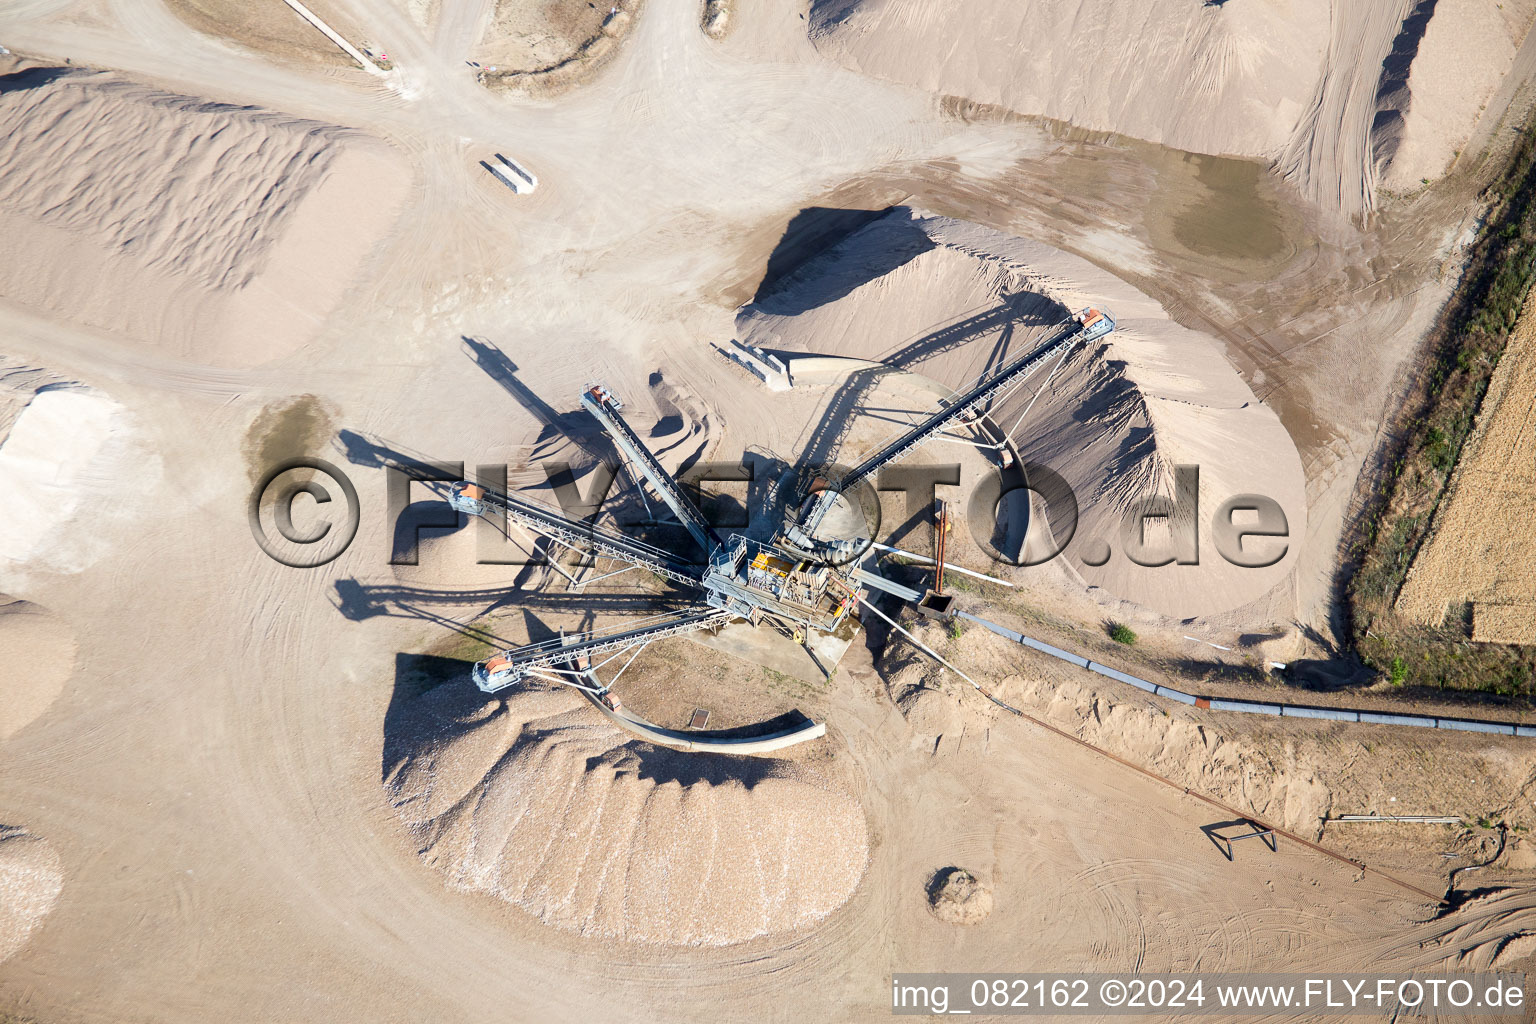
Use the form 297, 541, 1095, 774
4, 0, 1536, 1021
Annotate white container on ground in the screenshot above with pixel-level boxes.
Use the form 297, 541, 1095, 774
495, 154, 537, 193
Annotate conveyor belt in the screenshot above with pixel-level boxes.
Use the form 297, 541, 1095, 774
474, 608, 731, 691
472, 484, 703, 587
849, 567, 922, 603
581, 386, 719, 554
835, 313, 1098, 494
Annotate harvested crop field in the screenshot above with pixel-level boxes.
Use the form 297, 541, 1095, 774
1396, 290, 1536, 644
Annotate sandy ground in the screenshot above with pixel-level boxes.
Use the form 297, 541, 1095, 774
0, 68, 409, 367
809, 0, 1536, 217
165, 0, 381, 69
1396, 289, 1536, 642
0, 600, 77, 741
0, 0, 1534, 1020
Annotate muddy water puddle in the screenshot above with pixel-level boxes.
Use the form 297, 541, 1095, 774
243, 394, 333, 483
1138, 153, 1309, 282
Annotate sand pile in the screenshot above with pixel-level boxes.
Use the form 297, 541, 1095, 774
925, 867, 992, 925
0, 828, 62, 965
385, 682, 867, 946
0, 364, 64, 442
0, 598, 77, 739
810, 0, 1326, 159
809, 0, 1529, 214
166, 0, 376, 69
0, 68, 408, 366
1374, 0, 1535, 192
1006, 671, 1335, 837
875, 620, 1335, 836
0, 378, 138, 583
480, 0, 616, 68
647, 373, 718, 468
477, 0, 641, 90
894, 686, 962, 742
739, 208, 1306, 619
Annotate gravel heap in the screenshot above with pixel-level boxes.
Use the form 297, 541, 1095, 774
0, 828, 62, 963
926, 866, 992, 925
385, 681, 868, 946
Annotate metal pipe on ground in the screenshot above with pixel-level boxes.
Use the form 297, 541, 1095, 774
1331, 815, 1463, 824
281, 0, 385, 74
931, 610, 1444, 905
870, 543, 1014, 586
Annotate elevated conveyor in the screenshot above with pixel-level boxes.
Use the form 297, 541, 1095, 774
792, 307, 1113, 544
580, 384, 719, 554
473, 608, 731, 692
834, 307, 1113, 495
448, 480, 703, 586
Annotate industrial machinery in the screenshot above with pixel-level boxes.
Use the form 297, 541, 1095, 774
783, 305, 1114, 558
449, 307, 1114, 699
450, 385, 861, 694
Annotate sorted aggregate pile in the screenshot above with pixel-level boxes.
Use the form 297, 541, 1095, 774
0, 68, 407, 366
738, 208, 1305, 619
0, 828, 62, 964
385, 682, 868, 946
808, 0, 1535, 215
925, 866, 992, 925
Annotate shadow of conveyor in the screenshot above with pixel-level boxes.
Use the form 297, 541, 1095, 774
334, 578, 699, 625
879, 290, 1068, 372
785, 292, 1071, 494
335, 428, 456, 480
461, 335, 613, 467
461, 335, 700, 542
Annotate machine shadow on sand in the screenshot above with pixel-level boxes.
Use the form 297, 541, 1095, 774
461, 335, 712, 542
379, 649, 816, 789
781, 290, 1066, 496
382, 653, 490, 784
462, 335, 613, 466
